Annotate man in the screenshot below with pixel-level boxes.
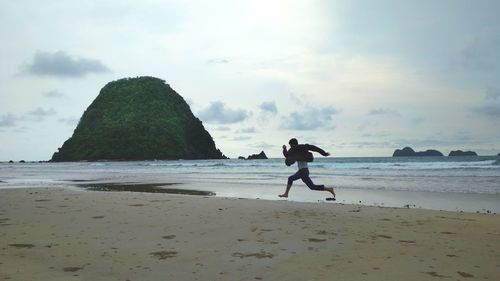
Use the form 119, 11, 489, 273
279, 138, 336, 199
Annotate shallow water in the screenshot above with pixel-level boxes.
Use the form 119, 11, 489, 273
1, 156, 499, 213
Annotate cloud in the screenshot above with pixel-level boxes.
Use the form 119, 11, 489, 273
43, 90, 66, 98
289, 92, 305, 105
0, 114, 19, 127
232, 136, 252, 141
347, 141, 394, 148
213, 126, 231, 131
474, 100, 500, 117
206, 58, 230, 64
58, 117, 79, 126
367, 108, 400, 116
486, 87, 500, 99
197, 101, 250, 124
281, 106, 339, 130
250, 141, 275, 150
22, 51, 110, 78
28, 107, 56, 120
238, 127, 256, 133
455, 28, 499, 71
259, 101, 278, 115
361, 132, 391, 138
473, 88, 500, 118
411, 117, 425, 125
0, 108, 57, 128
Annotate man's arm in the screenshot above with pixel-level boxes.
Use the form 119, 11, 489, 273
306, 144, 330, 156
282, 145, 289, 157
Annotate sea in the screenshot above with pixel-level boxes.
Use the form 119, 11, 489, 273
1, 156, 499, 213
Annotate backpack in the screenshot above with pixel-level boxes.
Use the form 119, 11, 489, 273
285, 145, 314, 166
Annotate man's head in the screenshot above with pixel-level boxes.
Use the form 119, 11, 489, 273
288, 138, 298, 147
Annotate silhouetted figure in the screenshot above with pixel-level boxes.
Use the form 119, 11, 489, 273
279, 138, 336, 199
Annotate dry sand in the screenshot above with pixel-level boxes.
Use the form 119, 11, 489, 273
0, 187, 499, 281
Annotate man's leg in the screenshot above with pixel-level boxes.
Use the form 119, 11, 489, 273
301, 169, 336, 198
279, 171, 301, 198
300, 169, 324, 190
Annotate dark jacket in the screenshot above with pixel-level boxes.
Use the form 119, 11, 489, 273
283, 144, 328, 166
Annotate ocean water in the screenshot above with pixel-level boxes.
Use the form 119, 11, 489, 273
1, 156, 499, 212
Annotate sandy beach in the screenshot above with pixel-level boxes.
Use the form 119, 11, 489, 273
0, 187, 499, 281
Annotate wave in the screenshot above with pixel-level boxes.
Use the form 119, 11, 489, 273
87, 158, 500, 171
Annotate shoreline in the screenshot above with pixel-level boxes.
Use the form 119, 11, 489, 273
1, 158, 499, 214
1, 181, 499, 214
1, 187, 499, 281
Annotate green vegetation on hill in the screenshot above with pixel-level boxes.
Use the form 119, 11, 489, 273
51, 77, 226, 161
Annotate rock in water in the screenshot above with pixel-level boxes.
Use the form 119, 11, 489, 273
51, 77, 227, 161
392, 147, 443, 157
392, 147, 415, 157
246, 151, 268, 160
448, 150, 478, 156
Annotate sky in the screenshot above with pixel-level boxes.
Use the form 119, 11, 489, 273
1, 0, 499, 160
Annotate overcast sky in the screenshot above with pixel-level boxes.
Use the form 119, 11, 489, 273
1, 0, 500, 160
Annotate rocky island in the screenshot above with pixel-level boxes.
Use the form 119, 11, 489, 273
244, 151, 268, 160
392, 147, 444, 157
448, 150, 478, 156
51, 77, 227, 161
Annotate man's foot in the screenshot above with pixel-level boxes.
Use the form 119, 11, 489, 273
325, 186, 336, 198
279, 194, 288, 198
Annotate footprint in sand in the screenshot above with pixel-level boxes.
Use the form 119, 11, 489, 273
63, 266, 84, 272
9, 244, 35, 248
308, 238, 327, 242
398, 240, 416, 244
150, 251, 178, 260
0, 218, 11, 226
422, 271, 451, 278
232, 251, 274, 259
457, 271, 474, 278
371, 234, 392, 240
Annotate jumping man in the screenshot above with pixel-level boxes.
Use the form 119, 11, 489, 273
279, 138, 336, 199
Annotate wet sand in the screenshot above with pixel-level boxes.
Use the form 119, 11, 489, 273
0, 187, 499, 281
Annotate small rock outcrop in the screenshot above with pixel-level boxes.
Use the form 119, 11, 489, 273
237, 156, 246, 160
393, 147, 443, 157
393, 147, 415, 157
448, 150, 478, 156
246, 151, 268, 160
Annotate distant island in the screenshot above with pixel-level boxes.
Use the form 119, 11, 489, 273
392, 147, 486, 157
448, 150, 478, 156
51, 76, 227, 161
392, 147, 443, 157
239, 151, 268, 160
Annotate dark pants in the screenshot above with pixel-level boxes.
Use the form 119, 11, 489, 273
288, 168, 325, 191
